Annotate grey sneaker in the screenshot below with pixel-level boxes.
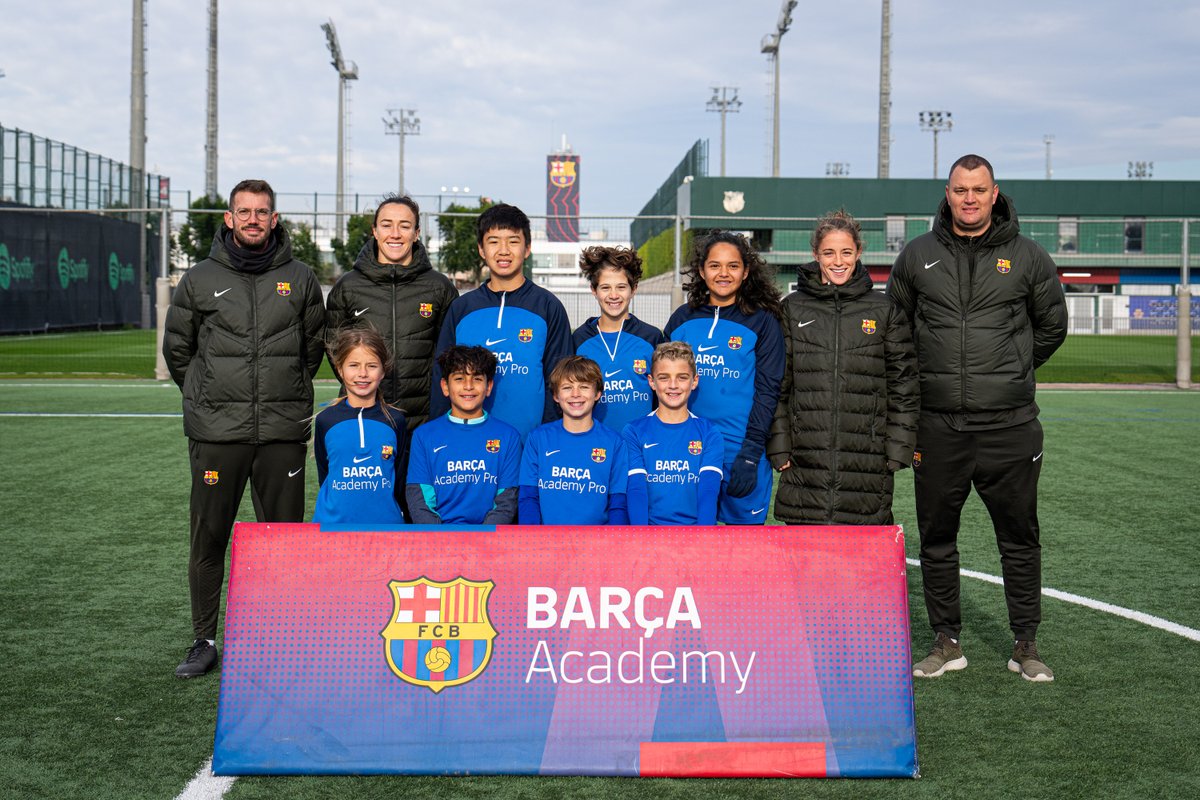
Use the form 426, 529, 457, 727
1008, 640, 1054, 682
913, 632, 968, 678
175, 639, 219, 679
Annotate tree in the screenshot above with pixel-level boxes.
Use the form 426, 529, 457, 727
177, 194, 226, 265
282, 219, 331, 284
437, 199, 495, 285
329, 213, 373, 276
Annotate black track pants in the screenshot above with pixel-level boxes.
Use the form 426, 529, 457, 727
913, 416, 1044, 641
187, 440, 306, 640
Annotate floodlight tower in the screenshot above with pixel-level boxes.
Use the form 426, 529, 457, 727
383, 108, 420, 195
761, 0, 797, 178
918, 110, 952, 179
877, 0, 892, 178
204, 0, 219, 198
321, 19, 359, 241
706, 87, 741, 177
1044, 134, 1054, 180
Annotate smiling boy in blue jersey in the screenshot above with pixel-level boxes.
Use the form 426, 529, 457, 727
664, 232, 784, 526
519, 356, 629, 525
622, 342, 724, 526
407, 346, 520, 525
430, 204, 573, 440
572, 246, 664, 434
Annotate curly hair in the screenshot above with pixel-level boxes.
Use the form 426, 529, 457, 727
650, 341, 696, 375
810, 209, 863, 252
579, 246, 643, 290
436, 345, 498, 381
683, 231, 781, 318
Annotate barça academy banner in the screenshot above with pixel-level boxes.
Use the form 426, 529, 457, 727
213, 524, 918, 777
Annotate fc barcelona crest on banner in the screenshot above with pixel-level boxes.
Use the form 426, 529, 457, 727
381, 577, 497, 694
728, 336, 743, 350
518, 328, 534, 343
419, 303, 433, 319
633, 359, 647, 375
591, 448, 607, 463
549, 159, 577, 188
486, 439, 501, 453
862, 319, 877, 335
688, 440, 703, 455
276, 282, 291, 296
203, 470, 219, 485
996, 258, 1012, 274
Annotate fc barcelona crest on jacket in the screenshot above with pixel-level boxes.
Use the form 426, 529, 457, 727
591, 448, 607, 463
381, 577, 497, 694
996, 258, 1012, 274
862, 319, 877, 335
727, 335, 743, 350
382, 445, 394, 460
419, 302, 433, 318
486, 439, 501, 453
276, 281, 291, 296
688, 440, 703, 455
518, 328, 534, 343
633, 359, 647, 374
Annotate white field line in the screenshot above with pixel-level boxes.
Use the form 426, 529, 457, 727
0, 412, 181, 418
174, 757, 235, 800
905, 557, 1200, 642
0, 382, 175, 388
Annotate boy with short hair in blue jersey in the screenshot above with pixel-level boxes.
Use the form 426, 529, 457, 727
407, 346, 520, 525
431, 204, 573, 440
572, 246, 663, 434
519, 356, 629, 525
622, 342, 725, 526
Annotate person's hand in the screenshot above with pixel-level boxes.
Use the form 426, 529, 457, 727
727, 457, 759, 498
775, 460, 792, 472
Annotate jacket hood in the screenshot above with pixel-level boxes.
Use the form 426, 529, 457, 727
353, 237, 434, 285
796, 261, 873, 301
209, 223, 294, 273
933, 190, 1020, 249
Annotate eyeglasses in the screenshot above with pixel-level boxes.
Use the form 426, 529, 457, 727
232, 208, 273, 221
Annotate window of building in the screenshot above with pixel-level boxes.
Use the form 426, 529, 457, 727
1058, 217, 1078, 253
885, 215, 905, 252
1124, 217, 1145, 253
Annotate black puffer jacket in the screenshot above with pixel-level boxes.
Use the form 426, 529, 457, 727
164, 225, 326, 444
767, 263, 919, 524
325, 238, 458, 429
887, 193, 1067, 423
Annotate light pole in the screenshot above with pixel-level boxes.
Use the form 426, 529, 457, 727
826, 162, 850, 178
204, 0, 219, 198
761, 0, 798, 178
1043, 134, 1054, 180
321, 19, 359, 242
877, 0, 892, 178
1128, 161, 1154, 180
383, 108, 420, 195
706, 87, 741, 177
918, 110, 952, 179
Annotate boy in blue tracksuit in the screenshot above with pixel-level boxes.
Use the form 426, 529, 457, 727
519, 356, 629, 525
431, 204, 573, 440
407, 346, 520, 525
664, 232, 784, 525
623, 342, 724, 526
572, 245, 664, 434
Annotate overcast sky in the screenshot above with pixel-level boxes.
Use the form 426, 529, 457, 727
3, 1, 1198, 218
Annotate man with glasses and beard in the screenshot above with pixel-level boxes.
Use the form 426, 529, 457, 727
164, 179, 325, 678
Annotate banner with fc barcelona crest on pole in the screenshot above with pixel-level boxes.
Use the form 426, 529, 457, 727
213, 523, 918, 777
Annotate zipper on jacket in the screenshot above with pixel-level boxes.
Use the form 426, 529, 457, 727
251, 273, 260, 443
497, 290, 507, 329
707, 306, 721, 339
829, 293, 842, 517
390, 277, 399, 402
357, 407, 366, 449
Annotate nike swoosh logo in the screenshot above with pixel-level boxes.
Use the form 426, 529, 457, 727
434, 445, 447, 453
353, 455, 371, 464
643, 443, 659, 449
604, 370, 622, 378
1032, 452, 1043, 462
923, 260, 940, 270
697, 345, 718, 353
797, 320, 815, 328
214, 288, 232, 297
353, 308, 369, 317
545, 450, 560, 457
287, 468, 302, 478
751, 508, 765, 515
485, 338, 507, 347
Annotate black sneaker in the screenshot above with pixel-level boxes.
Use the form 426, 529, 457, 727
175, 639, 219, 679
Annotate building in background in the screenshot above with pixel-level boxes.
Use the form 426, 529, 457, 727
546, 136, 580, 243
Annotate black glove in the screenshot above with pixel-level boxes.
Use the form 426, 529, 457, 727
727, 457, 759, 498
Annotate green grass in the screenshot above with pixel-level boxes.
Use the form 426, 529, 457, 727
0, 328, 1196, 383
0, 385, 1198, 798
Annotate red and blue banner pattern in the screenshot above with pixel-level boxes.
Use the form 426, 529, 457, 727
213, 524, 918, 777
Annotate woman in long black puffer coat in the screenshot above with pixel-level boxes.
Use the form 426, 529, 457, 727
767, 210, 919, 524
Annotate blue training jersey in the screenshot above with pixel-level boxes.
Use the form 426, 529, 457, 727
313, 400, 408, 525
406, 412, 521, 525
622, 412, 724, 526
431, 280, 573, 439
572, 315, 663, 434
520, 420, 629, 525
